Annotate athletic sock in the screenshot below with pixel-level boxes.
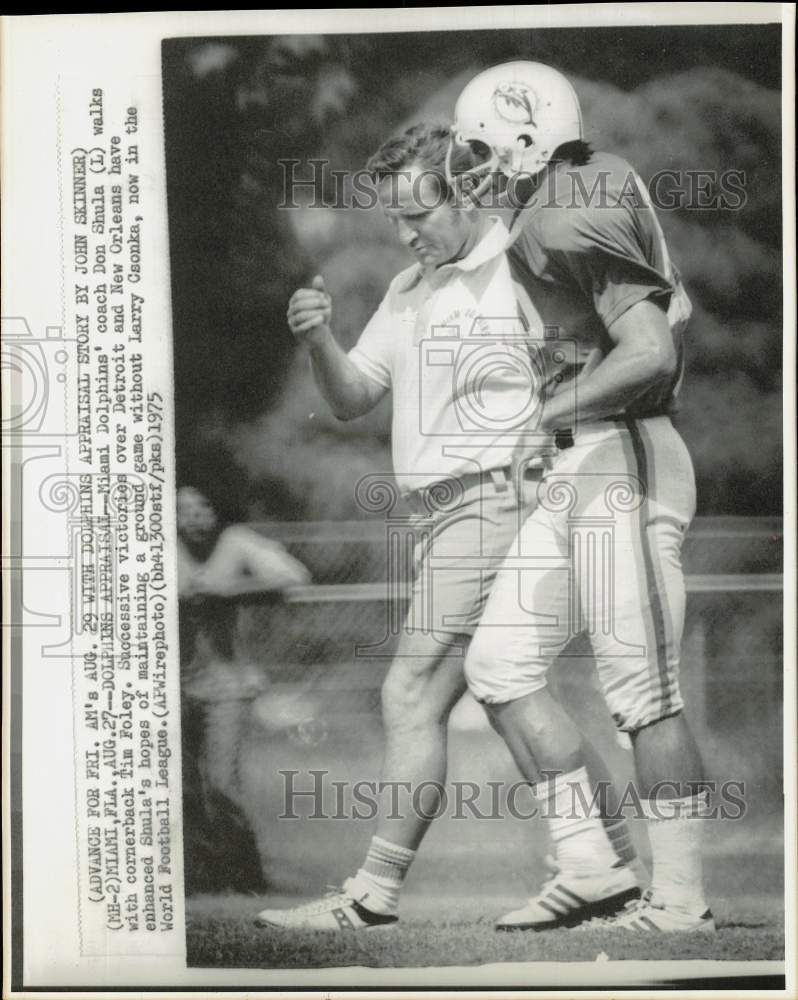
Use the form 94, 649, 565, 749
537, 766, 619, 875
605, 815, 638, 867
345, 836, 416, 915
644, 792, 710, 914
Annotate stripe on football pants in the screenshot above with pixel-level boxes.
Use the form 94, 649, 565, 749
637, 419, 680, 715
624, 418, 673, 721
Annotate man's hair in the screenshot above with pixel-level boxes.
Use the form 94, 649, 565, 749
176, 440, 246, 525
366, 121, 479, 201
551, 140, 594, 167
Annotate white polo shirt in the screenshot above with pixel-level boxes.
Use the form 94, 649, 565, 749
349, 219, 547, 493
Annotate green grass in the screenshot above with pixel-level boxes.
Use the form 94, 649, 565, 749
191, 724, 786, 976
186, 888, 784, 971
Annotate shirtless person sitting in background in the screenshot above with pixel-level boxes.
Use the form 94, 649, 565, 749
177, 485, 310, 892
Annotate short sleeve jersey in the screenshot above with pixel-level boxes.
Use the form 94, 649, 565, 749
348, 220, 550, 492
507, 152, 688, 416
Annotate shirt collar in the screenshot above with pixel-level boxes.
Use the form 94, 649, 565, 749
395, 216, 509, 292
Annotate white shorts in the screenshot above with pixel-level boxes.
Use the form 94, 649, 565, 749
464, 417, 696, 732
403, 469, 538, 640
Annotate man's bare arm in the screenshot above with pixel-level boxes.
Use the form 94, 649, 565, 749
191, 526, 311, 598
307, 328, 386, 420
288, 275, 387, 420
540, 299, 677, 432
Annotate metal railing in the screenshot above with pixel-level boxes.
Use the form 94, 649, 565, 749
248, 516, 783, 602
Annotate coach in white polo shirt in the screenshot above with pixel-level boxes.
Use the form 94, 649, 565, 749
255, 123, 545, 931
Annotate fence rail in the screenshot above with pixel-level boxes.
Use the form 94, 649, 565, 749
247, 516, 784, 601
230, 519, 783, 774
281, 573, 783, 604
252, 516, 783, 544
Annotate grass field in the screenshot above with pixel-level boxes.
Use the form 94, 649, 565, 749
185, 679, 786, 982
186, 853, 784, 975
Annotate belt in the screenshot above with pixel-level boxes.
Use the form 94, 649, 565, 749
553, 414, 669, 447
404, 429, 584, 515
404, 462, 551, 516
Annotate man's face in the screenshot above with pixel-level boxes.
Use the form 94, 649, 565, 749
377, 163, 476, 267
176, 487, 218, 545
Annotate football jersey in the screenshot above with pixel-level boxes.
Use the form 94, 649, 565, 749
507, 152, 690, 416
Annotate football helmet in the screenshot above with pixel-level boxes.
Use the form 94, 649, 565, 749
447, 61, 583, 200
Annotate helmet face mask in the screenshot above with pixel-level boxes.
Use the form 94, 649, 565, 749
446, 61, 583, 203
444, 134, 500, 205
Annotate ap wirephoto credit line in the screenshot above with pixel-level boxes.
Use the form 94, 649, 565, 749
1, 6, 795, 998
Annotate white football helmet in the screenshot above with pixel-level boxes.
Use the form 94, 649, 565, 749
447, 61, 583, 200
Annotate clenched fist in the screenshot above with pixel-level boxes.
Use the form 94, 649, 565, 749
287, 274, 332, 345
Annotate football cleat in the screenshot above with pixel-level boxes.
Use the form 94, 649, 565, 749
253, 879, 398, 932
578, 887, 716, 933
496, 858, 641, 931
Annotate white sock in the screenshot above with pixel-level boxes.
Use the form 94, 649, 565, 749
644, 792, 710, 913
537, 766, 618, 874
345, 836, 415, 915
605, 815, 638, 867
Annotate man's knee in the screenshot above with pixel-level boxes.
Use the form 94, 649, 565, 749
381, 670, 425, 723
380, 646, 464, 731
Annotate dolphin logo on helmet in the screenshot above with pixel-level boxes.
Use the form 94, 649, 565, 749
492, 82, 538, 126
446, 60, 583, 203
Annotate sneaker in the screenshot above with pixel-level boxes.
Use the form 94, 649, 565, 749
253, 879, 398, 932
580, 888, 716, 933
496, 858, 641, 931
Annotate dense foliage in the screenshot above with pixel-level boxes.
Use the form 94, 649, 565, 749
163, 27, 782, 519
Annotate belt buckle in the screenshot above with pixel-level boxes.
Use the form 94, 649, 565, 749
488, 468, 510, 494
555, 429, 575, 450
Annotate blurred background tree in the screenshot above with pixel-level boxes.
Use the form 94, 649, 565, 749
163, 25, 782, 519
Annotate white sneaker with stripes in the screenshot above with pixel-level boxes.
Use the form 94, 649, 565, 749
581, 887, 716, 933
253, 879, 398, 932
496, 859, 641, 931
